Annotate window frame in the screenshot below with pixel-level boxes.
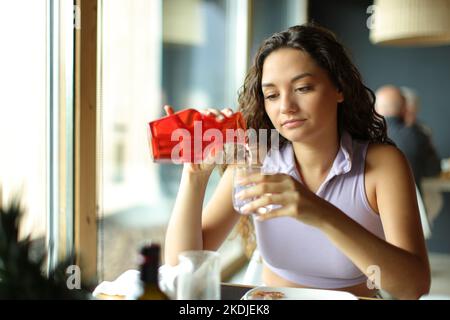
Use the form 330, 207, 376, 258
74, 0, 98, 283
46, 0, 76, 274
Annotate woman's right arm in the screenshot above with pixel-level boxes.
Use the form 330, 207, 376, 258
164, 167, 212, 266
164, 165, 240, 266
163, 106, 241, 266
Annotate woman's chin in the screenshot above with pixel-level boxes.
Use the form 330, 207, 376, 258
281, 129, 308, 143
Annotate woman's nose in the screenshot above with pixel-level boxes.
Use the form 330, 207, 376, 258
280, 93, 299, 114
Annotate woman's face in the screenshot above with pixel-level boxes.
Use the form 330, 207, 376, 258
261, 48, 343, 143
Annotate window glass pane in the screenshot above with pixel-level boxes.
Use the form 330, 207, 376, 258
98, 0, 163, 280
98, 0, 245, 281
251, 0, 305, 57
0, 1, 47, 244
160, 0, 237, 202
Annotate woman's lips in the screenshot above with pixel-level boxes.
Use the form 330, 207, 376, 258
281, 119, 306, 129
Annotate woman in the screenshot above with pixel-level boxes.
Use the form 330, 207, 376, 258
164, 24, 430, 299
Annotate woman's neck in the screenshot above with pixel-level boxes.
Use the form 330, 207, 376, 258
292, 131, 340, 179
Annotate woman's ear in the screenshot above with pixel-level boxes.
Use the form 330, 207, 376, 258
337, 91, 344, 103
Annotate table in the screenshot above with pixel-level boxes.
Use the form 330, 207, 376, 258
421, 176, 450, 225
221, 283, 253, 300
220, 283, 381, 300
422, 177, 450, 192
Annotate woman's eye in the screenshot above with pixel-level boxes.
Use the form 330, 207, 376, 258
264, 94, 278, 100
296, 86, 312, 93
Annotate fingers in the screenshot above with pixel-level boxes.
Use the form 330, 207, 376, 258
255, 206, 294, 221
236, 181, 282, 201
238, 173, 286, 188
201, 107, 235, 122
164, 105, 175, 116
165, 106, 234, 119
221, 107, 234, 117
240, 193, 286, 215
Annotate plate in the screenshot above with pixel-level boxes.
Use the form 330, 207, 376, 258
241, 286, 358, 300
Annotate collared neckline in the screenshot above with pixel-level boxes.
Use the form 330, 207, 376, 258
263, 131, 354, 194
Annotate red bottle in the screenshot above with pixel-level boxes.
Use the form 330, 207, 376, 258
148, 108, 247, 163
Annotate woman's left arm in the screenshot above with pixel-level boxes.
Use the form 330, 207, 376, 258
238, 144, 430, 299
325, 143, 430, 300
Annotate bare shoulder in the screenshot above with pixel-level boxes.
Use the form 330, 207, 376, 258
366, 143, 405, 162
364, 143, 414, 215
366, 141, 417, 204
366, 143, 410, 174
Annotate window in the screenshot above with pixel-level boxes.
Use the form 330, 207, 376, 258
0, 0, 48, 254
251, 0, 308, 57
97, 0, 249, 281
97, 0, 163, 280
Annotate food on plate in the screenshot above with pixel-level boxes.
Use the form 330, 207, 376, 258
95, 293, 126, 300
249, 290, 285, 300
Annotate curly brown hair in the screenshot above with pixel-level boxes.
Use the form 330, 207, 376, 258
233, 23, 392, 258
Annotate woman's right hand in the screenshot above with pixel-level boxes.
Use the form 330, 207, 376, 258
164, 105, 234, 176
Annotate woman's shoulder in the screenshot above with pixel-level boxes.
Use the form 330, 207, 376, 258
364, 143, 414, 211
366, 142, 410, 173
367, 142, 403, 158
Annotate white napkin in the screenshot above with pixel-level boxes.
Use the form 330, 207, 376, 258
92, 270, 142, 300
92, 265, 180, 300
419, 294, 450, 300
158, 264, 180, 299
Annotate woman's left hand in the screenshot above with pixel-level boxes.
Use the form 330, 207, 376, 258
236, 172, 328, 226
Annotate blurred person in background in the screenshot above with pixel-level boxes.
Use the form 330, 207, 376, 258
401, 86, 420, 127
401, 86, 436, 138
375, 85, 440, 191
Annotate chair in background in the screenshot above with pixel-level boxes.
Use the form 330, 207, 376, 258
416, 184, 432, 239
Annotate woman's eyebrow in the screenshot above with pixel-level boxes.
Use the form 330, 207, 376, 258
262, 72, 314, 88
291, 72, 313, 82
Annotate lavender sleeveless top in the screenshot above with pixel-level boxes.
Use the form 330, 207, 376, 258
256, 131, 385, 289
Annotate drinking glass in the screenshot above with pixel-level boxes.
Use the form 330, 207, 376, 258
233, 164, 283, 215
232, 165, 262, 214
176, 250, 221, 300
